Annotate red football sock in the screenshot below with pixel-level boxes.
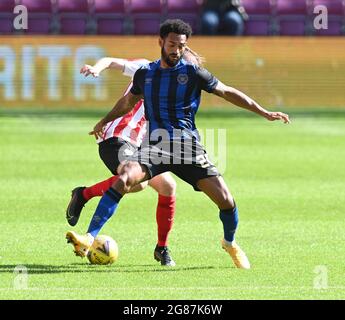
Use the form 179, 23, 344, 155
156, 194, 176, 247
82, 176, 119, 201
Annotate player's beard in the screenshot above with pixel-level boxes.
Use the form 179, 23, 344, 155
161, 47, 181, 67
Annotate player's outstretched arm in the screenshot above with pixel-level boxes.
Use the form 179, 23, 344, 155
89, 92, 143, 139
80, 58, 127, 78
213, 81, 290, 124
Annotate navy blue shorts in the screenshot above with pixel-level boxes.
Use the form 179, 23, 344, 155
98, 137, 137, 175
130, 140, 220, 191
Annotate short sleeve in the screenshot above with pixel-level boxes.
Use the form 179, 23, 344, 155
123, 59, 150, 78
196, 67, 219, 93
130, 68, 146, 95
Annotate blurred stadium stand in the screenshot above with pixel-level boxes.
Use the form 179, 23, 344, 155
21, 0, 54, 34
57, 0, 90, 34
313, 0, 345, 35
129, 0, 163, 35
242, 0, 273, 35
94, 0, 128, 35
0, 0, 16, 34
0, 0, 344, 35
166, 0, 203, 34
275, 0, 311, 36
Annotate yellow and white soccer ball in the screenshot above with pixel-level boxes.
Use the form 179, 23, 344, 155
87, 235, 119, 265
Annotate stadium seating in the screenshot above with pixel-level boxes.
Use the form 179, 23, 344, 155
129, 0, 163, 35
20, 0, 54, 34
242, 0, 272, 35
0, 0, 16, 34
313, 0, 344, 35
166, 0, 203, 34
1, 0, 345, 36
57, 0, 90, 34
276, 0, 310, 35
94, 0, 127, 35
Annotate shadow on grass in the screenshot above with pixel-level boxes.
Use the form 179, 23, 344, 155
0, 264, 220, 274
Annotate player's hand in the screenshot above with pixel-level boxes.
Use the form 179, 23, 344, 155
80, 64, 100, 78
89, 120, 105, 139
264, 111, 290, 124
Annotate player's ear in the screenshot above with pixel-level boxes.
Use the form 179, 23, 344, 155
158, 37, 164, 48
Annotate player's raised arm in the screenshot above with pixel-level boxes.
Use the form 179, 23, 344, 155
80, 58, 150, 78
213, 81, 290, 124
90, 92, 142, 139
80, 57, 127, 78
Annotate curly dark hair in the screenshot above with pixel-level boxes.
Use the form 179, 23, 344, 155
159, 19, 193, 39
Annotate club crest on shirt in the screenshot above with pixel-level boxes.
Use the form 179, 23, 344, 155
177, 74, 188, 85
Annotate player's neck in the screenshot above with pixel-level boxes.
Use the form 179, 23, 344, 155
160, 58, 180, 69
160, 59, 171, 69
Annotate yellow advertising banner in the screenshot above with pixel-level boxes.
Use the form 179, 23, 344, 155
0, 36, 344, 109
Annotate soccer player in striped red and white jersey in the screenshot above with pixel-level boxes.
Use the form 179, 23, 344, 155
66, 49, 204, 266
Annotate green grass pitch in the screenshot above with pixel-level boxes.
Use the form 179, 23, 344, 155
0, 110, 345, 300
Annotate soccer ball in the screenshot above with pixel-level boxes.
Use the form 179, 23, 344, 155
87, 235, 119, 265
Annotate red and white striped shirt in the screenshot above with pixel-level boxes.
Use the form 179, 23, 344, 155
96, 59, 149, 147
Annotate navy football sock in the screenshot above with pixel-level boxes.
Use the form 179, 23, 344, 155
87, 188, 122, 238
219, 207, 239, 243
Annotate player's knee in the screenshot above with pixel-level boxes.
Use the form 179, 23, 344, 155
161, 178, 176, 196
116, 162, 140, 193
130, 181, 148, 193
150, 175, 177, 196
117, 161, 129, 175
169, 180, 177, 195
126, 175, 138, 189
218, 190, 235, 210
118, 161, 137, 174
114, 173, 129, 194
